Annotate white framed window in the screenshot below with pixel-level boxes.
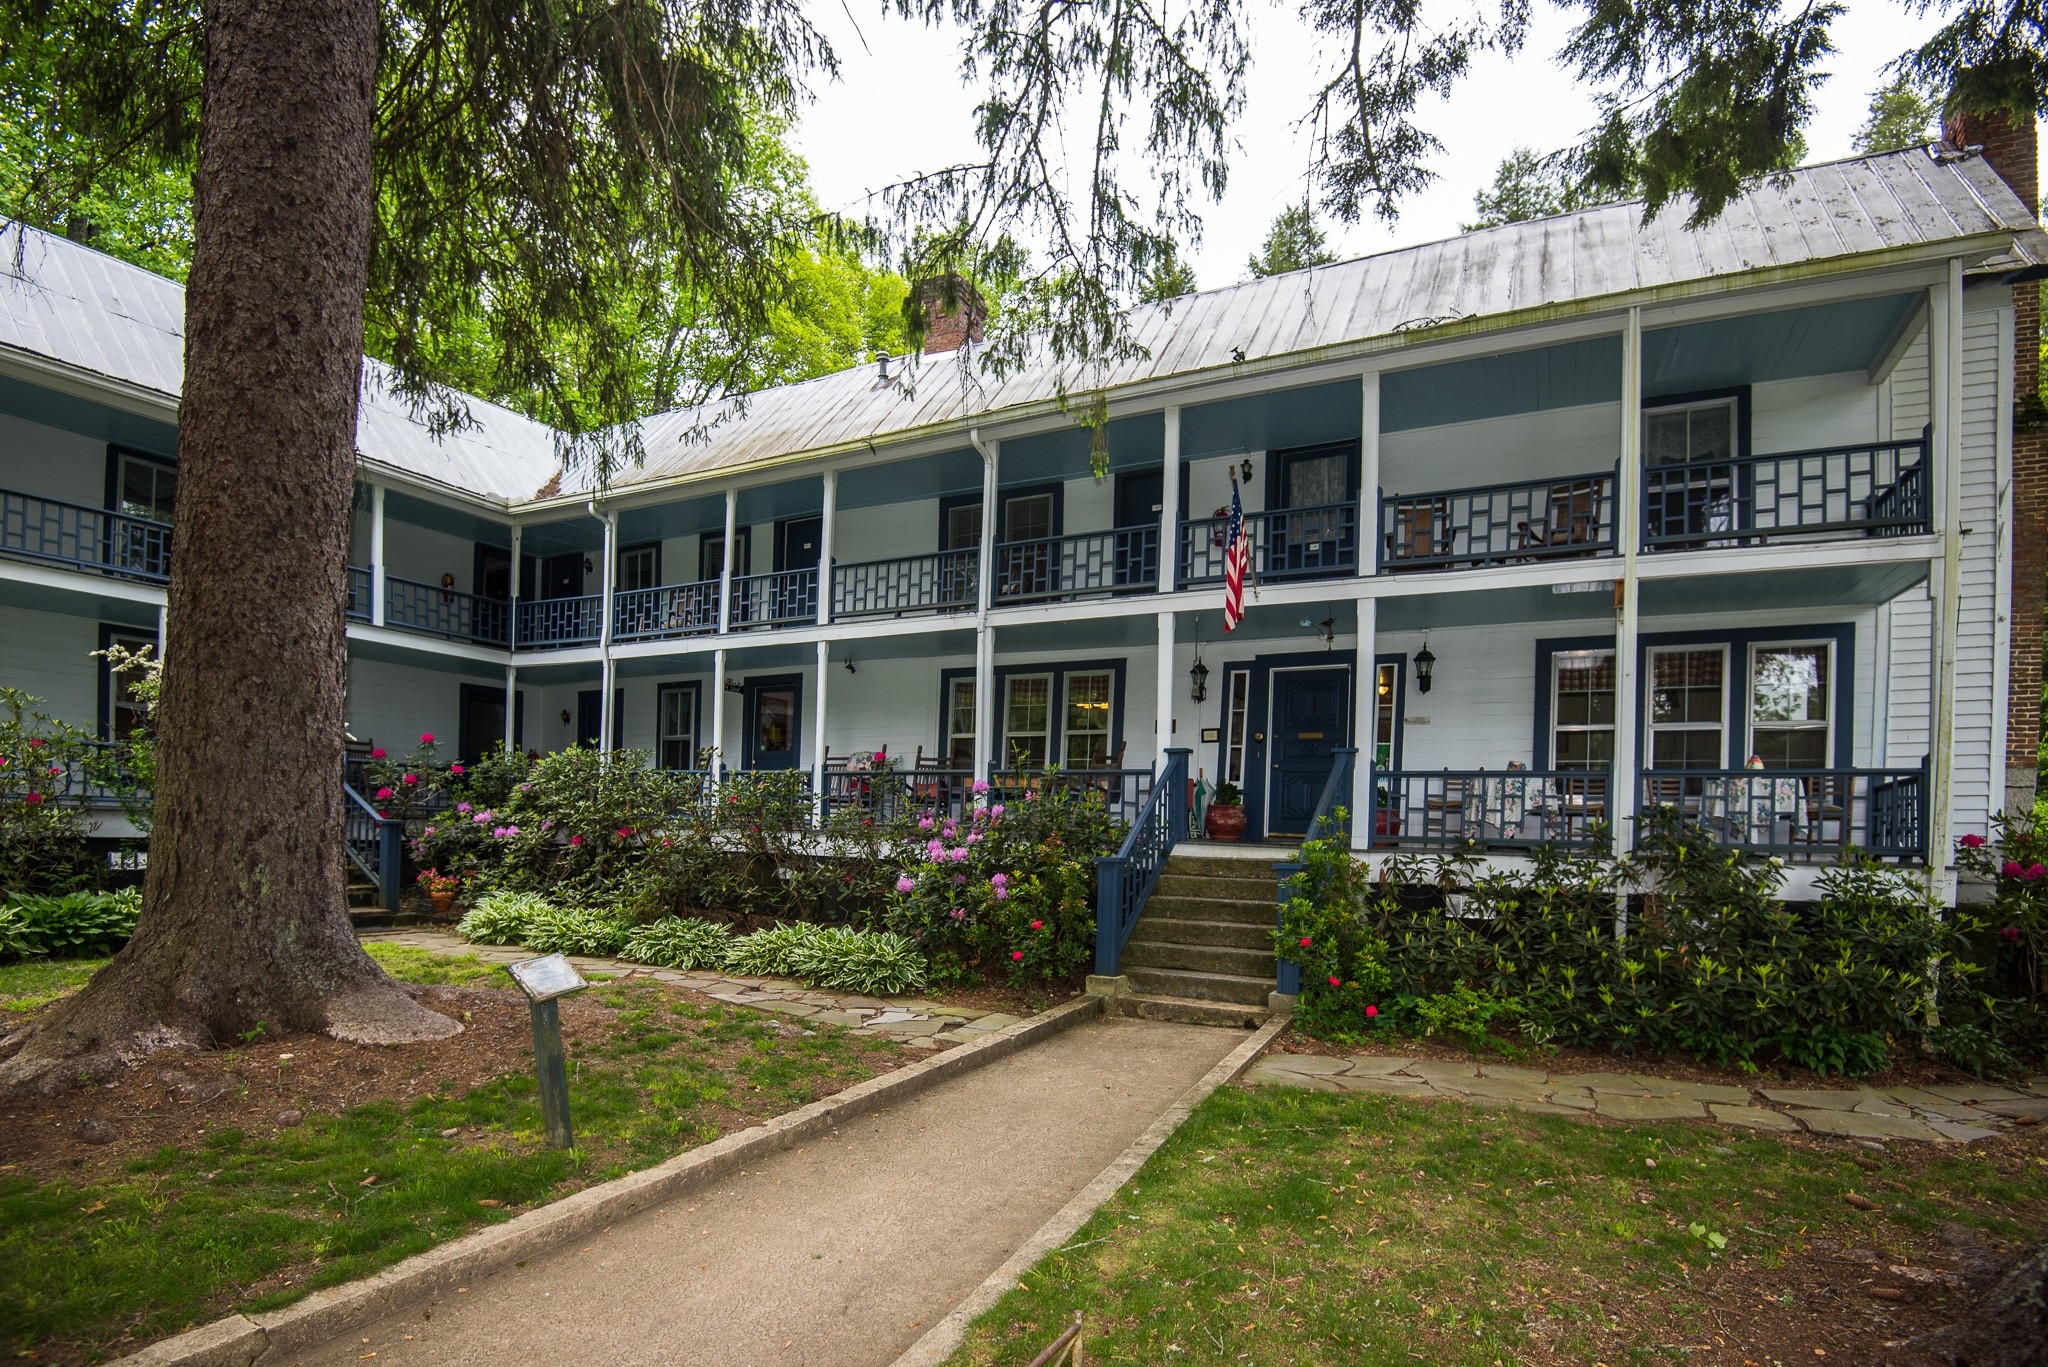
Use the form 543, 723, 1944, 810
1063, 671, 1113, 767
657, 683, 700, 770
1002, 674, 1052, 768
1551, 649, 1616, 771
104, 628, 160, 739
1373, 662, 1398, 770
1646, 646, 1726, 770
117, 453, 176, 522
1224, 668, 1251, 788
946, 677, 976, 768
1642, 397, 1736, 467
618, 544, 659, 592
1749, 642, 1831, 769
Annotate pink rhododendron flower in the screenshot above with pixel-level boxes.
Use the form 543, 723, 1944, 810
402, 773, 419, 786
895, 875, 916, 893
369, 747, 386, 759
2004, 861, 2026, 878
918, 816, 934, 830
472, 812, 490, 825
925, 839, 945, 861
972, 779, 989, 795
47, 765, 62, 777
616, 827, 631, 839
952, 874, 967, 886
1958, 833, 1987, 849
994, 886, 1008, 900
990, 804, 1004, 818
375, 786, 394, 800
2002, 925, 2023, 943
569, 834, 584, 846
1025, 789, 1038, 802
1365, 1005, 1379, 1019
2030, 864, 2047, 881
950, 847, 970, 863
456, 801, 473, 814
24, 791, 44, 805
423, 827, 435, 838
26, 738, 44, 749
991, 872, 1008, 887
419, 732, 435, 745
1300, 936, 1312, 948
1327, 975, 1341, 988
450, 764, 466, 777
950, 907, 966, 921
1030, 920, 1043, 931
1012, 950, 1025, 961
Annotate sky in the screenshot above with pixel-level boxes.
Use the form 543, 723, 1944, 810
789, 0, 1969, 290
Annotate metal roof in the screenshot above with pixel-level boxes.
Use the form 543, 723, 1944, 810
1, 143, 2040, 513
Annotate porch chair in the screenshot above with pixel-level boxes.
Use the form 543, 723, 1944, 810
1793, 773, 1848, 853
1383, 499, 1452, 565
1422, 775, 1467, 840
1552, 773, 1609, 841
1515, 480, 1602, 554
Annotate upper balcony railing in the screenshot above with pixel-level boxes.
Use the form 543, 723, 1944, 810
1381, 468, 1617, 572
1, 488, 173, 583
835, 550, 977, 618
1641, 436, 1930, 551
345, 565, 372, 623
731, 567, 818, 629
1179, 501, 1357, 585
614, 580, 719, 642
994, 527, 1158, 604
517, 593, 603, 648
384, 573, 508, 645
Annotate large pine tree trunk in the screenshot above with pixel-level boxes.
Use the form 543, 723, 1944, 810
2, 0, 454, 1085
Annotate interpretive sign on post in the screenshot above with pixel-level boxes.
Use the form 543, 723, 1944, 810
506, 953, 588, 1148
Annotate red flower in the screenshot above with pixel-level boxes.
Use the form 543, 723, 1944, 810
1012, 950, 1025, 961
1365, 1004, 1379, 1019
1327, 975, 1341, 988
26, 738, 44, 749
419, 732, 435, 746
47, 765, 62, 777
2003, 861, 2025, 878
616, 827, 631, 839
2002, 925, 2023, 943
24, 791, 44, 805
449, 763, 465, 776
1299, 935, 1312, 948
402, 773, 419, 786
1030, 920, 1044, 930
2029, 864, 2047, 882
569, 834, 584, 846
375, 786, 394, 800
1958, 833, 1987, 849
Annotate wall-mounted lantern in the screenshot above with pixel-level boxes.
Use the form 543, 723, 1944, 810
1413, 642, 1437, 694
1189, 655, 1210, 704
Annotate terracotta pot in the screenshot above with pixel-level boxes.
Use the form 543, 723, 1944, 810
429, 890, 455, 914
1204, 804, 1247, 842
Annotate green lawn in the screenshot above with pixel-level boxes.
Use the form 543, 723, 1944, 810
944, 1083, 2048, 1366
0, 957, 110, 1012
0, 946, 901, 1362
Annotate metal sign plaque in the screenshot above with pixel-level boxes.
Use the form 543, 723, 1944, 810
507, 953, 588, 1003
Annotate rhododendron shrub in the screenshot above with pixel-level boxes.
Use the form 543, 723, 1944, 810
1, 687, 139, 893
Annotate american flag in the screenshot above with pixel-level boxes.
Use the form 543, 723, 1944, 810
1222, 476, 1250, 631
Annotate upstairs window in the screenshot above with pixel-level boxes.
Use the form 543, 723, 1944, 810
117, 453, 176, 522
1643, 398, 1736, 467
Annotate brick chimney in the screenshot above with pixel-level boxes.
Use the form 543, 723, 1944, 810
912, 275, 987, 355
1946, 92, 2045, 818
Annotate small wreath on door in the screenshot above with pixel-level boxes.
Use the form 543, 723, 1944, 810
1210, 506, 1230, 547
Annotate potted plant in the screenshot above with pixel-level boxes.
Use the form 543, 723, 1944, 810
418, 867, 461, 915
1204, 782, 1246, 842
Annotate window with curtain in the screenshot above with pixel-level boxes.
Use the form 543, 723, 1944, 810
946, 678, 976, 767
1647, 647, 1726, 769
1750, 644, 1830, 768
1551, 650, 1616, 770
1002, 675, 1052, 767
1063, 672, 1113, 767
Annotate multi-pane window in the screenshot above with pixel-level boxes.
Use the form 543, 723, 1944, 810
1373, 663, 1398, 769
946, 678, 976, 767
618, 544, 659, 592
657, 683, 698, 770
1063, 672, 1113, 767
105, 629, 159, 739
1643, 399, 1735, 466
1224, 669, 1251, 788
118, 454, 176, 522
1551, 650, 1616, 770
1750, 644, 1830, 768
1002, 675, 1052, 768
1647, 647, 1726, 769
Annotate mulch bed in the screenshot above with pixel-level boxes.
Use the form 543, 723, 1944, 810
0, 978, 906, 1187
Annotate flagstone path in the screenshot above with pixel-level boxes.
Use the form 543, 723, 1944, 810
1247, 1052, 2048, 1143
361, 928, 1032, 1047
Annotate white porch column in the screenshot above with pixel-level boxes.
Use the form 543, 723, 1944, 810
1158, 407, 1180, 593
974, 626, 995, 779
975, 436, 998, 616
817, 469, 837, 625
717, 488, 738, 634
369, 483, 387, 627
503, 664, 517, 752
1154, 610, 1177, 763
506, 524, 522, 647
710, 647, 729, 777
1358, 372, 1380, 577
1611, 306, 1644, 925
1351, 597, 1377, 850
597, 511, 617, 757
813, 639, 830, 813
1927, 260, 1964, 902
972, 432, 999, 780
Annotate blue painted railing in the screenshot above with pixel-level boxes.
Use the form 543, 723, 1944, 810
0, 487, 173, 581
730, 567, 817, 629
1380, 468, 1616, 571
1641, 435, 1930, 549
343, 781, 404, 912
993, 526, 1158, 603
1178, 502, 1357, 585
1273, 747, 1355, 996
615, 581, 720, 641
516, 593, 602, 647
345, 565, 372, 623
384, 573, 508, 645
1371, 767, 1612, 851
834, 550, 978, 618
1093, 749, 1187, 976
1637, 764, 1927, 861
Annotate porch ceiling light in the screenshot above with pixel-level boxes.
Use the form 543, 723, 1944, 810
1189, 655, 1210, 703
1413, 643, 1436, 694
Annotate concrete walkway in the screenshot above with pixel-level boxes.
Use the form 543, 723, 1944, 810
1250, 1052, 2048, 1142
282, 1016, 1241, 1367
363, 928, 1032, 1049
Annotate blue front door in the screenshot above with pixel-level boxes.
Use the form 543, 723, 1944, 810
1265, 667, 1350, 837
743, 675, 802, 771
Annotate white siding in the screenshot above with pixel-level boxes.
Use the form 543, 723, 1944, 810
0, 605, 104, 729
1883, 327, 1933, 762
0, 412, 109, 508
343, 658, 464, 753
1950, 300, 2005, 832
1749, 371, 1881, 453
1380, 403, 1621, 495
381, 522, 483, 592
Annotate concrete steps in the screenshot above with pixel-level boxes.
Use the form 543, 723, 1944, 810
1107, 991, 1271, 1030
1115, 850, 1285, 1015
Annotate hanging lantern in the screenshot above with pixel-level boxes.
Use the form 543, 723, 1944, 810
1413, 643, 1436, 694
1189, 655, 1210, 703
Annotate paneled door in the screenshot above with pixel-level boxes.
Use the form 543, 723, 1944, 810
1265, 666, 1350, 837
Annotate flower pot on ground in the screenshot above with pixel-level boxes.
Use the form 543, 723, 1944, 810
1205, 783, 1246, 842
429, 890, 455, 914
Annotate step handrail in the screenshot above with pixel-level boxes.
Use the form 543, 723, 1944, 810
343, 781, 404, 913
1093, 748, 1189, 977
1272, 747, 1356, 996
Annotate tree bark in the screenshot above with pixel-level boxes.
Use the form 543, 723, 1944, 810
1909, 1237, 2048, 1366
1, 0, 454, 1085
